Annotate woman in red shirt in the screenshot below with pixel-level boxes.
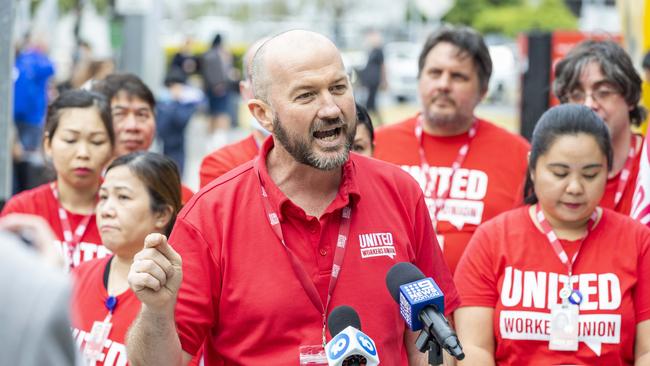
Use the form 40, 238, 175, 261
1, 90, 114, 269
454, 104, 650, 365
71, 152, 181, 365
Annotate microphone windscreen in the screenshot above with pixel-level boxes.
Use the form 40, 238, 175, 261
328, 305, 361, 337
385, 262, 426, 302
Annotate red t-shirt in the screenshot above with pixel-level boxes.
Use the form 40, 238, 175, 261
199, 134, 259, 188
170, 138, 459, 366
600, 135, 643, 215
374, 116, 530, 273
1, 183, 109, 268
454, 206, 650, 365
70, 256, 140, 366
181, 184, 194, 205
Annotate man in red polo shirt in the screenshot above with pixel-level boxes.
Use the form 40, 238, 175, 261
126, 30, 459, 365
199, 38, 269, 188
374, 26, 530, 273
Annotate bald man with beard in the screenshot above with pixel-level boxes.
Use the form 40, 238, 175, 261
126, 30, 458, 366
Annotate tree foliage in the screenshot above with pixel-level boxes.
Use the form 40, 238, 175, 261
443, 0, 577, 37
30, 0, 110, 14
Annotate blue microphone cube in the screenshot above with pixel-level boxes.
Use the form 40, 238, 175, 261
399, 278, 445, 331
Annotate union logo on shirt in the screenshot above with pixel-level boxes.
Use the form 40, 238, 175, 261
401, 165, 489, 229
72, 327, 127, 366
358, 232, 396, 259
498, 266, 623, 356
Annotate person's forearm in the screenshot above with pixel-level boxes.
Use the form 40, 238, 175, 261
458, 345, 495, 366
636, 352, 650, 366
126, 305, 184, 366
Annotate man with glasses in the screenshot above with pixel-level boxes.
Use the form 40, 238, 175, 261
554, 40, 647, 214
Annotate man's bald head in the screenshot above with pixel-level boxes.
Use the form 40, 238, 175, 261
251, 30, 343, 103
243, 37, 270, 82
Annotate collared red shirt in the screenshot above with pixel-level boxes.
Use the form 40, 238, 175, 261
172, 137, 459, 365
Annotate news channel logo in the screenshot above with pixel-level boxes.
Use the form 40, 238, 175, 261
399, 292, 413, 329
356, 331, 377, 356
403, 278, 440, 303
328, 333, 350, 360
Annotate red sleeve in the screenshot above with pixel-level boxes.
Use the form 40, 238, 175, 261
170, 216, 221, 356
635, 228, 650, 323
1, 195, 28, 216
181, 185, 194, 205
413, 193, 460, 316
454, 223, 499, 308
199, 153, 233, 188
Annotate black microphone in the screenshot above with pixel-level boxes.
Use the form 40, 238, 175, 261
328, 305, 362, 336
385, 262, 465, 360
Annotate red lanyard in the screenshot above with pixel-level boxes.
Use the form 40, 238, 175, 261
613, 135, 640, 207
534, 204, 597, 280
415, 115, 477, 226
254, 158, 352, 346
50, 182, 93, 269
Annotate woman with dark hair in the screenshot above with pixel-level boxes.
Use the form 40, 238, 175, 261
1, 89, 115, 269
352, 103, 375, 157
453, 104, 650, 365
70, 152, 182, 365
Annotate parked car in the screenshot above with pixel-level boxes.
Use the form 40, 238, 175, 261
384, 42, 420, 103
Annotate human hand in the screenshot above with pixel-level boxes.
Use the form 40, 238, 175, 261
128, 233, 183, 314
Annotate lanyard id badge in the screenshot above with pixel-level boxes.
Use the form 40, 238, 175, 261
254, 159, 352, 347
298, 345, 327, 365
612, 134, 639, 207
84, 296, 117, 361
549, 301, 579, 351
415, 116, 477, 231
50, 183, 93, 269
535, 204, 598, 352
84, 314, 112, 361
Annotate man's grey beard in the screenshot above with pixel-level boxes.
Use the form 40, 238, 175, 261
273, 115, 355, 171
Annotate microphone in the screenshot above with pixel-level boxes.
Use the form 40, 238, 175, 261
325, 305, 380, 366
385, 262, 465, 360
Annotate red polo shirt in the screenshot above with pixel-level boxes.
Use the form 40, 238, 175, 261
170, 138, 459, 366
199, 134, 259, 188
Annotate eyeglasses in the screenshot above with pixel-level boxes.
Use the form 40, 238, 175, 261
565, 88, 620, 105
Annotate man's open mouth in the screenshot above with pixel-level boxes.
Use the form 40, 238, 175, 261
313, 127, 342, 141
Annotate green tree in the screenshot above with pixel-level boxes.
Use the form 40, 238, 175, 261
443, 0, 521, 26
30, 0, 110, 14
473, 0, 577, 37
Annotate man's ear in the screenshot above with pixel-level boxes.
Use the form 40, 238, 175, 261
248, 99, 274, 133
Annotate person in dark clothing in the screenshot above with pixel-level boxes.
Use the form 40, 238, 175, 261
156, 69, 202, 175
360, 30, 385, 125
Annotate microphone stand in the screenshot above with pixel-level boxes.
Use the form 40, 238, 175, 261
415, 328, 442, 366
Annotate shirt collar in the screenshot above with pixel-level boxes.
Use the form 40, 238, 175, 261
256, 136, 361, 221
